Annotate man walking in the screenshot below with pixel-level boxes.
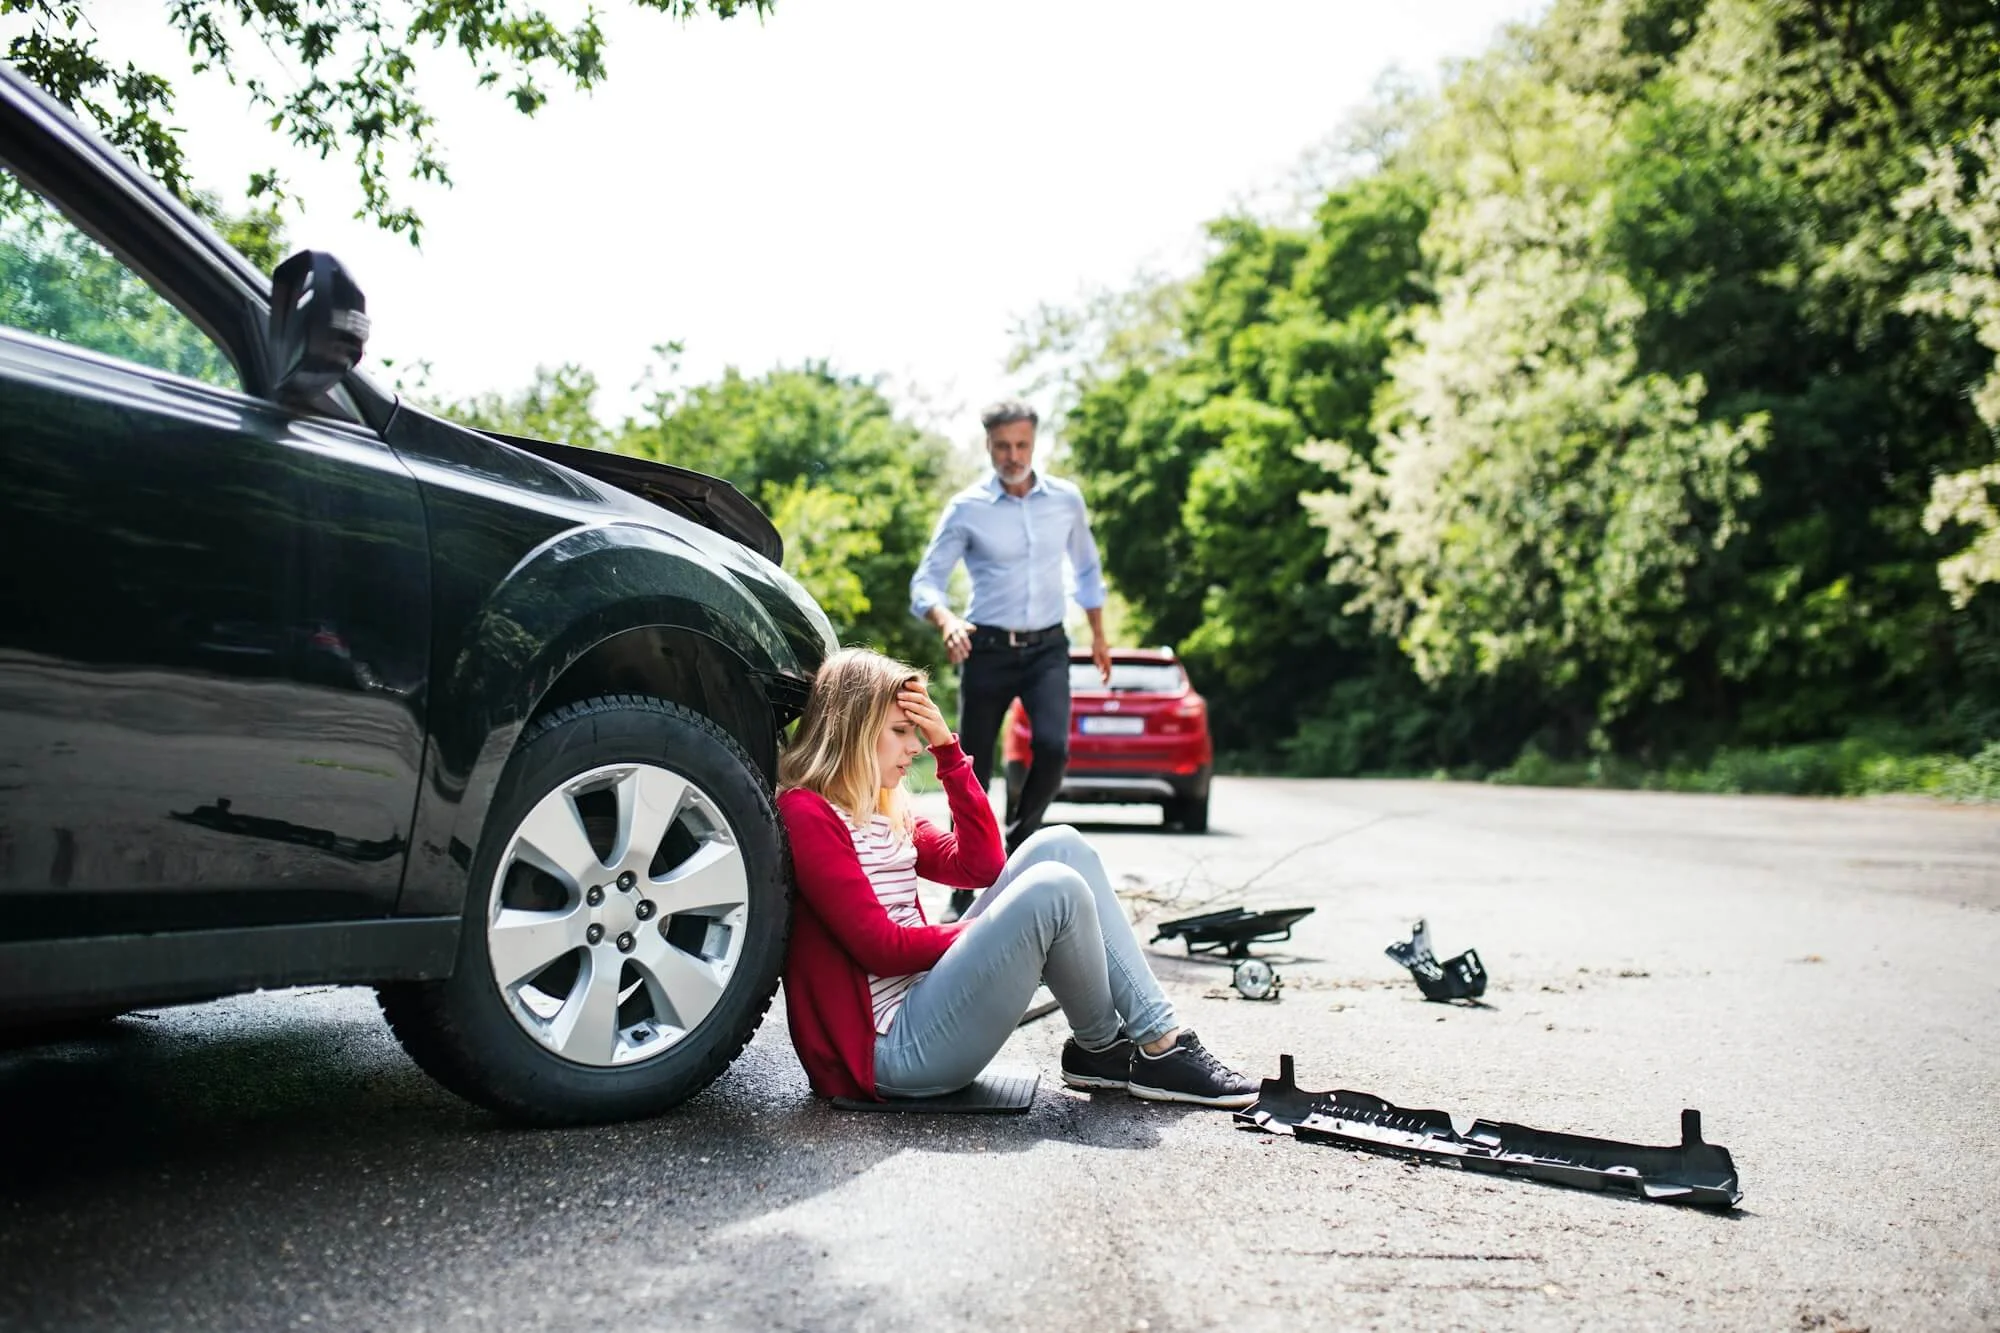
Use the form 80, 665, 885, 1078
911, 399, 1112, 921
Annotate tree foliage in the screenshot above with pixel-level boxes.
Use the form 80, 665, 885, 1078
617, 364, 960, 666
436, 361, 613, 451
1039, 0, 2000, 774
1309, 75, 1770, 747
2, 0, 769, 242
1899, 119, 2000, 607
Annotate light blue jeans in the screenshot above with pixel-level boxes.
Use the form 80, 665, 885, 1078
873, 826, 1178, 1097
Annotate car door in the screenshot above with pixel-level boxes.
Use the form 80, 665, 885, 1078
0, 166, 431, 940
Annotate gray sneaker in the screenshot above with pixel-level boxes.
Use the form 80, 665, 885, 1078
1126, 1031, 1258, 1108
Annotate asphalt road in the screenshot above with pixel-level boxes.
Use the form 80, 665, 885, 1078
4, 778, 1998, 1332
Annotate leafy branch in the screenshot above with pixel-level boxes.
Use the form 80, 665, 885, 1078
2, 0, 771, 244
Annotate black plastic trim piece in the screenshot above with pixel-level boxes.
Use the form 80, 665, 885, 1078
1385, 918, 1488, 1001
760, 669, 812, 729
1238, 1055, 1742, 1210
1152, 906, 1316, 959
0, 918, 462, 1017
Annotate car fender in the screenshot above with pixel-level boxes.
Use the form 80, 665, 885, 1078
399, 521, 815, 916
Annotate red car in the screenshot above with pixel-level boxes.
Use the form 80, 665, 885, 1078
1002, 649, 1213, 832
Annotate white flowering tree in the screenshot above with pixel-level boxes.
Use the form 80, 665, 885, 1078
1900, 122, 2000, 607
1304, 74, 1766, 737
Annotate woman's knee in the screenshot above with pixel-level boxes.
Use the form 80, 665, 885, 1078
1017, 824, 1090, 863
1007, 862, 1095, 926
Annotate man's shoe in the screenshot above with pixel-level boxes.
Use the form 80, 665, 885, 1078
1060, 1036, 1134, 1090
1126, 1031, 1258, 1108
941, 889, 976, 923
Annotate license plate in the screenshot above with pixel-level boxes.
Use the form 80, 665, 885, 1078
1079, 715, 1145, 736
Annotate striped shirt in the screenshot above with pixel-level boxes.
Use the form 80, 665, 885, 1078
851, 813, 925, 1033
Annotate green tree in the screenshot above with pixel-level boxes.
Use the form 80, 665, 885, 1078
1595, 0, 2000, 745
2, 0, 769, 242
1899, 119, 2000, 607
617, 364, 960, 664
1051, 174, 1439, 766
1308, 72, 1769, 752
1056, 0, 2000, 771
436, 362, 613, 451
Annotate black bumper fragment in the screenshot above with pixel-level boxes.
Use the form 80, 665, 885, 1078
1237, 1056, 1742, 1210
1151, 906, 1316, 959
1385, 918, 1487, 1001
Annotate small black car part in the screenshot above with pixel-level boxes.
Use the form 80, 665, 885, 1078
1153, 906, 1314, 1002
1152, 906, 1316, 959
1385, 918, 1488, 1001
1238, 1055, 1742, 1210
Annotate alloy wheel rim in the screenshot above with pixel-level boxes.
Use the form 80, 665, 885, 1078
486, 761, 750, 1068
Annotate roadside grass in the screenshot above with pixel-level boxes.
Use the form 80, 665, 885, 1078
1485, 738, 2000, 802
1224, 737, 2000, 802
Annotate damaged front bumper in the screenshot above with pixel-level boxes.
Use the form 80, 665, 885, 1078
1237, 1055, 1742, 1210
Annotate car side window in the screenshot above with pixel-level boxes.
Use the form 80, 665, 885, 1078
0, 170, 240, 391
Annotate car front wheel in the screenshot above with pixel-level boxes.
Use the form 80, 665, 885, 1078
379, 694, 788, 1124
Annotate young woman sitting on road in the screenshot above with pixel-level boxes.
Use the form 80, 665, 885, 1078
776, 646, 1258, 1107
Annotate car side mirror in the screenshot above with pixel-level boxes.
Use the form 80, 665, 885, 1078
268, 250, 369, 405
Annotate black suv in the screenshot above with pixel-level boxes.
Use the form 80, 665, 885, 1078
0, 65, 835, 1124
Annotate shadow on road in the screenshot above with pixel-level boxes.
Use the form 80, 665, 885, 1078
0, 997, 1198, 1331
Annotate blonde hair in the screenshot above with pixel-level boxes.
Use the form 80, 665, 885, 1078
778, 647, 927, 834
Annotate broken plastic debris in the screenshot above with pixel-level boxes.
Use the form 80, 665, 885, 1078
1385, 918, 1488, 1001
1236, 1055, 1742, 1210
1151, 906, 1316, 959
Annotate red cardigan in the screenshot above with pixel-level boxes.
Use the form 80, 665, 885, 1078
778, 738, 1005, 1100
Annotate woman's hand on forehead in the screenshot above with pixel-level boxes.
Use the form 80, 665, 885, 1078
895, 684, 953, 747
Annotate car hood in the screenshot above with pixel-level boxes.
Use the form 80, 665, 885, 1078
482, 431, 784, 566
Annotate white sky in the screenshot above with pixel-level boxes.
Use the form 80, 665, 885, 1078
89, 0, 1544, 434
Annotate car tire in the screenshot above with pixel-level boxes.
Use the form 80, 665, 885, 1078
1168, 793, 1210, 834
378, 694, 789, 1125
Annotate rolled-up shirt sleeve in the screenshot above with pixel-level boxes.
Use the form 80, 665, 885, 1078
1066, 492, 1108, 612
909, 502, 967, 620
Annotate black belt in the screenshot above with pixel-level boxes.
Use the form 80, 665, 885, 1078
971, 624, 1065, 648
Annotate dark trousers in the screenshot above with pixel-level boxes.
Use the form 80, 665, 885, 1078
958, 630, 1071, 851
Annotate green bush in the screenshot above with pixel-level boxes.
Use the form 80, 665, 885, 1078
1655, 741, 1876, 796
1477, 735, 1998, 801
1488, 745, 1594, 788
1939, 742, 2000, 802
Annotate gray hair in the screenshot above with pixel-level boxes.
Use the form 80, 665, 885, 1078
979, 398, 1039, 433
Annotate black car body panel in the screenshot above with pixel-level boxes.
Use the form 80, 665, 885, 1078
0, 319, 433, 942
0, 63, 834, 1015
491, 430, 784, 566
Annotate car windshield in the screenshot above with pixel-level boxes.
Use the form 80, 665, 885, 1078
1072, 661, 1184, 692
